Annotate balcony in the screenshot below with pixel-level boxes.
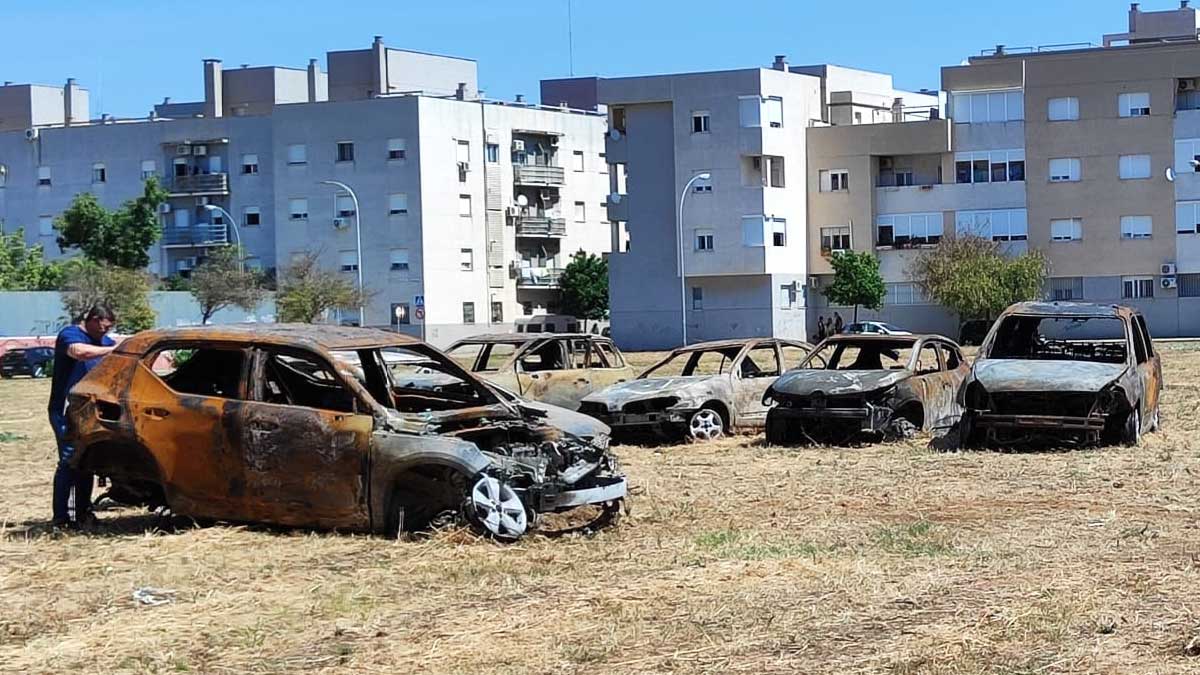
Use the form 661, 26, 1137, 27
169, 173, 229, 196
515, 266, 563, 288
161, 224, 229, 248
875, 180, 1027, 214
514, 216, 567, 238
513, 165, 565, 187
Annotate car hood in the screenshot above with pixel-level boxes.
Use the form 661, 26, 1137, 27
771, 369, 910, 396
972, 359, 1126, 393
583, 376, 718, 409
513, 397, 611, 440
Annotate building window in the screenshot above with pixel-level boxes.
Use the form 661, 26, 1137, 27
173, 158, 189, 177
820, 169, 849, 192
1123, 276, 1154, 299
389, 193, 408, 215
387, 138, 406, 161
37, 166, 51, 186
1177, 201, 1200, 234
140, 160, 156, 180
692, 110, 710, 133
955, 150, 1024, 184
1119, 92, 1151, 117
770, 218, 787, 246
460, 248, 473, 271
1119, 154, 1151, 180
1049, 277, 1084, 301
1050, 218, 1082, 242
336, 141, 355, 162
1048, 157, 1081, 182
339, 250, 358, 272
38, 216, 53, 237
91, 163, 106, 184
572, 150, 585, 171
288, 198, 308, 220
955, 209, 1028, 242
1047, 96, 1079, 121
458, 194, 472, 217
950, 89, 1024, 123
694, 229, 714, 251
456, 140, 470, 164
485, 143, 499, 163
335, 194, 356, 218
884, 282, 927, 306
463, 302, 476, 324
390, 248, 410, 271
1120, 215, 1153, 240
766, 157, 785, 187
241, 154, 259, 175
693, 175, 713, 193
243, 206, 261, 226
0, 164, 6, 188
1179, 273, 1200, 298
741, 216, 765, 247
820, 226, 851, 254
763, 97, 783, 127
878, 212, 944, 247
574, 201, 586, 222
1174, 138, 1200, 173
287, 144, 307, 165
895, 170, 914, 186
174, 209, 190, 229
779, 285, 796, 308
691, 286, 703, 310
738, 96, 782, 128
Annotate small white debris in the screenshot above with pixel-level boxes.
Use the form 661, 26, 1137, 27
132, 587, 176, 606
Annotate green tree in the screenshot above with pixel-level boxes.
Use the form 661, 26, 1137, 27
189, 246, 267, 324
276, 251, 366, 323
822, 250, 885, 322
908, 235, 1049, 321
61, 261, 157, 332
558, 250, 609, 327
54, 178, 168, 269
0, 228, 68, 290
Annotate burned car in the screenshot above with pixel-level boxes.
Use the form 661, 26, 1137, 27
960, 302, 1161, 447
578, 338, 815, 441
444, 333, 635, 411
764, 334, 969, 444
66, 325, 625, 540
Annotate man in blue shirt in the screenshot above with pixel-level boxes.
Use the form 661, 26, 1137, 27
49, 305, 117, 528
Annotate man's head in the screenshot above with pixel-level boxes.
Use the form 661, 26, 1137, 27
82, 305, 116, 339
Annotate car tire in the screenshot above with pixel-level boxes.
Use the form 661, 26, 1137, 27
886, 417, 919, 440
958, 414, 978, 449
1121, 406, 1141, 447
686, 406, 725, 442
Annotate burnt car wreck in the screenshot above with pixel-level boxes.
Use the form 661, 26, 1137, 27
960, 302, 1162, 447
66, 325, 626, 541
764, 334, 969, 445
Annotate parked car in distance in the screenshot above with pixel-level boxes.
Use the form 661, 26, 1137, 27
960, 302, 1161, 447
67, 325, 626, 541
842, 321, 912, 336
578, 338, 816, 441
764, 334, 969, 445
444, 333, 635, 411
0, 346, 54, 378
958, 319, 991, 346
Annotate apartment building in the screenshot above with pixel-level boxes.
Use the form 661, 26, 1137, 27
808, 1, 1200, 337
0, 38, 609, 345
547, 60, 937, 350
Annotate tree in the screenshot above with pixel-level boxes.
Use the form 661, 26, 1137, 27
55, 178, 168, 269
822, 250, 885, 322
0, 228, 69, 290
276, 251, 366, 323
558, 250, 608, 326
61, 261, 157, 333
908, 235, 1049, 321
189, 246, 266, 324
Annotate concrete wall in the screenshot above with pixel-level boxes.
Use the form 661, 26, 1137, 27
0, 291, 275, 337
385, 50, 478, 98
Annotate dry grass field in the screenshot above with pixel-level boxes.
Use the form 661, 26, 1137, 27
3, 344, 1200, 673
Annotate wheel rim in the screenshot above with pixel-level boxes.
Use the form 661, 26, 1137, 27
689, 408, 724, 441
470, 476, 528, 539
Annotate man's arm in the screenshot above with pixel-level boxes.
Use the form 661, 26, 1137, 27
66, 343, 115, 361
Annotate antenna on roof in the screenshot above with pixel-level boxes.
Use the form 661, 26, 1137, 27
567, 0, 575, 76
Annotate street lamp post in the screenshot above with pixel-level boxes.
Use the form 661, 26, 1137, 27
677, 172, 711, 347
201, 204, 244, 271
319, 179, 365, 327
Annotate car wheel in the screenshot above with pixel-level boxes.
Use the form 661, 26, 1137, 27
686, 406, 725, 442
1121, 406, 1142, 447
886, 417, 919, 440
467, 475, 528, 541
958, 414, 978, 449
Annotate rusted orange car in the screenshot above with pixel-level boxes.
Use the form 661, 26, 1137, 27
66, 325, 626, 540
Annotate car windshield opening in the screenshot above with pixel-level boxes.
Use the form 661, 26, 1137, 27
804, 340, 916, 370
644, 347, 742, 377
333, 345, 494, 413
988, 316, 1128, 364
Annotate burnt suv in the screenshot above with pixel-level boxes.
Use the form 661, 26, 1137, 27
960, 302, 1162, 447
67, 325, 626, 540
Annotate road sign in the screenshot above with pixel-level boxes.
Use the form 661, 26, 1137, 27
414, 295, 425, 308
415, 307, 425, 321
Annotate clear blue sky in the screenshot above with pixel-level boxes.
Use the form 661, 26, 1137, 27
3, 0, 1132, 118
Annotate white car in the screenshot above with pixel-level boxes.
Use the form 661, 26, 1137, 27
843, 321, 912, 336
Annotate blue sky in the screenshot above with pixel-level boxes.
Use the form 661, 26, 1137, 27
4, 0, 1133, 117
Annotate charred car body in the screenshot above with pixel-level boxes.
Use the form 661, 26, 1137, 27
960, 302, 1161, 447
66, 325, 625, 540
764, 334, 969, 444
578, 338, 815, 441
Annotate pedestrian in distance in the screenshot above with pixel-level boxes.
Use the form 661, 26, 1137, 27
834, 312, 844, 334
48, 305, 117, 529
817, 316, 828, 342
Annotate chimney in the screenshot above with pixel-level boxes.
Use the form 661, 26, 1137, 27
515, 94, 525, 104
455, 82, 467, 100
203, 59, 223, 118
64, 78, 81, 126
1184, 1, 1191, 8
891, 97, 904, 122
162, 96, 171, 105
995, 44, 1006, 56
1130, 3, 1140, 32
307, 58, 320, 102
371, 35, 386, 97
772, 54, 788, 71
2, 81, 11, 86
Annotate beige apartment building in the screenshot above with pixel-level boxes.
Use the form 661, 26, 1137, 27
808, 2, 1200, 337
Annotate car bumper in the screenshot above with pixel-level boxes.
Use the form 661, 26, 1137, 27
539, 475, 627, 511
769, 403, 892, 433
971, 411, 1106, 431
592, 410, 691, 431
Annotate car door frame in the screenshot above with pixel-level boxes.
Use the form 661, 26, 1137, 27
514, 337, 587, 408
729, 339, 784, 428
585, 337, 634, 394
1129, 314, 1162, 422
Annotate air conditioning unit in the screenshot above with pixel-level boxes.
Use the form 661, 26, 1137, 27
1180, 79, 1198, 92
158, 203, 172, 214
457, 161, 470, 174
879, 157, 894, 169
192, 145, 208, 156
24, 128, 39, 142
808, 275, 821, 288
1162, 275, 1178, 289
176, 144, 192, 156
505, 206, 521, 217
333, 217, 348, 229
1161, 262, 1178, 276
512, 140, 525, 152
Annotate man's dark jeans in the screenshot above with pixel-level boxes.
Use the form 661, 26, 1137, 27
49, 409, 92, 523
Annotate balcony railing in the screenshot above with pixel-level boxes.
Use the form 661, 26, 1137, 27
515, 266, 563, 287
513, 165, 565, 186
514, 216, 567, 237
170, 173, 229, 195
161, 224, 229, 247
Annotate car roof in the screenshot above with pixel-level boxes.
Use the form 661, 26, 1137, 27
822, 333, 957, 346
450, 332, 605, 345
1001, 301, 1136, 319
673, 337, 811, 354
114, 324, 422, 356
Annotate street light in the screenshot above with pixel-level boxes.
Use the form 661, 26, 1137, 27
201, 204, 244, 271
319, 179, 365, 327
677, 172, 711, 347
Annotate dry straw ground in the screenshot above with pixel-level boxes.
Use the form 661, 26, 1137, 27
3, 345, 1200, 673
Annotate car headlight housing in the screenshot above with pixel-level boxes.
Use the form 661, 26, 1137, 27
762, 388, 775, 407
1096, 384, 1125, 415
